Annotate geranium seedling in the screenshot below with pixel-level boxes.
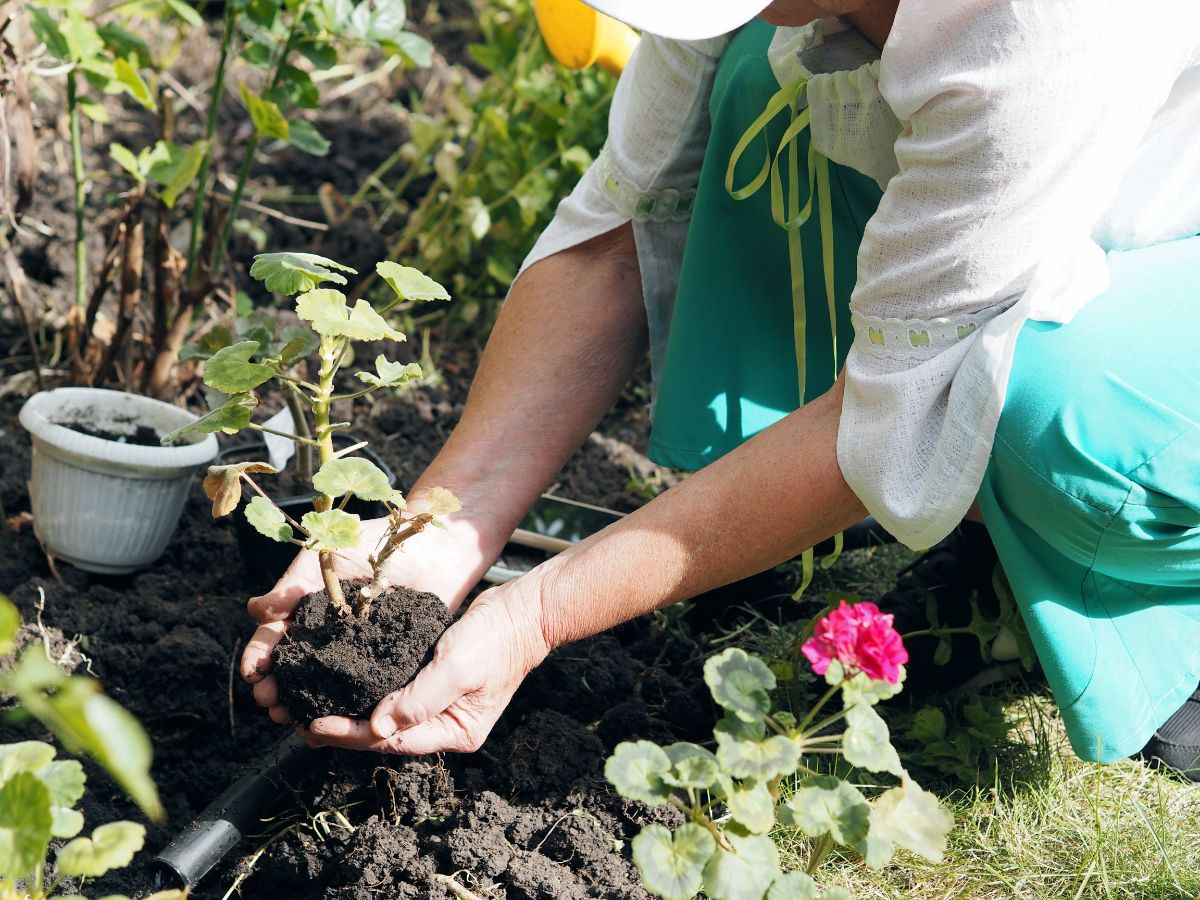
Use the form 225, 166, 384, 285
164, 252, 457, 620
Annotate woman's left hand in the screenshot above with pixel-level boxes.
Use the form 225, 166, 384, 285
298, 582, 551, 754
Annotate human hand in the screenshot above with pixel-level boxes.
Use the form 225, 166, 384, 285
297, 581, 551, 754
239, 510, 495, 724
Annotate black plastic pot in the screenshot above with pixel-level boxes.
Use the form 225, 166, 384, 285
215, 433, 398, 586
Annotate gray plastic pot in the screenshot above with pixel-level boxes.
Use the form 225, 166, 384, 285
19, 387, 218, 574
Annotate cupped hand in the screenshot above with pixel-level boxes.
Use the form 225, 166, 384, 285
298, 581, 551, 754
239, 512, 493, 725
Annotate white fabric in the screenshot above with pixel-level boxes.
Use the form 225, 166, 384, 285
519, 6, 1200, 549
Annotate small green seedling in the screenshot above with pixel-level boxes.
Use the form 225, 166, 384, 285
606, 645, 954, 900
163, 252, 458, 619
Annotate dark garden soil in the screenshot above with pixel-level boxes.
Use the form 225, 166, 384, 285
60, 421, 163, 446
275, 583, 453, 723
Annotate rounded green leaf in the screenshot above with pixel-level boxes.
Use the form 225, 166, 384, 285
238, 83, 289, 140
703, 833, 781, 900
767, 872, 818, 900
250, 252, 356, 295
662, 742, 720, 790
780, 775, 870, 847
312, 458, 394, 502
203, 341, 275, 394
714, 719, 799, 781
840, 668, 905, 709
858, 779, 954, 869
631, 823, 714, 900
604, 741, 673, 806
296, 290, 405, 341
726, 780, 776, 835
37, 759, 86, 838
376, 261, 450, 302
56, 820, 145, 878
704, 648, 775, 723
842, 705, 904, 777
0, 741, 56, 784
162, 394, 257, 443
245, 497, 293, 543
356, 355, 423, 388
0, 772, 53, 878
301, 509, 361, 551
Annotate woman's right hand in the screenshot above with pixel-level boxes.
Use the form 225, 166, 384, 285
238, 512, 495, 723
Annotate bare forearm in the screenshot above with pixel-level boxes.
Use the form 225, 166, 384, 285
411, 224, 646, 554
525, 378, 867, 648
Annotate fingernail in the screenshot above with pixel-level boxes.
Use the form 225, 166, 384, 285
374, 715, 398, 737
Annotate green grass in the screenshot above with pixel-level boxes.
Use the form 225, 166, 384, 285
740, 546, 1200, 900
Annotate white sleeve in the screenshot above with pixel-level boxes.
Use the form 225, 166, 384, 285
838, 0, 1200, 549
517, 33, 727, 381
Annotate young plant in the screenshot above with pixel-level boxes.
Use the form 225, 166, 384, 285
605, 601, 954, 900
163, 252, 458, 619
0, 596, 175, 898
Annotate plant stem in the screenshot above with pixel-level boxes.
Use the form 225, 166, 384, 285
184, 1, 237, 275
67, 70, 86, 311
795, 684, 840, 736
358, 513, 432, 615
246, 422, 319, 445
313, 336, 349, 614
285, 385, 313, 481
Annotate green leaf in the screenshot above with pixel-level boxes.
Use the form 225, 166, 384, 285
280, 65, 319, 108
245, 497, 293, 543
702, 833, 781, 900
57, 820, 145, 877
241, 39, 273, 68
30, 8, 70, 60
179, 325, 235, 362
840, 668, 905, 709
312, 457, 394, 502
422, 487, 461, 516
780, 775, 870, 847
78, 97, 111, 124
203, 341, 275, 394
376, 261, 450, 303
161, 394, 256, 443
356, 355, 422, 389
289, 120, 331, 156
61, 12, 104, 62
604, 741, 673, 806
295, 289, 405, 341
387, 31, 432, 67
98, 22, 151, 67
250, 252, 356, 295
109, 143, 144, 182
858, 779, 954, 869
904, 707, 946, 744
767, 872, 818, 900
161, 0, 203, 27
202, 461, 279, 517
726, 780, 775, 835
714, 719, 799, 781
631, 824, 714, 900
296, 39, 338, 69
36, 759, 87, 838
112, 58, 154, 110
275, 327, 320, 366
704, 648, 775, 723
842, 705, 904, 778
244, 0, 278, 26
0, 772, 54, 879
661, 742, 720, 790
301, 509, 361, 551
146, 140, 208, 209
238, 84, 289, 141
0, 595, 19, 655
0, 742, 57, 783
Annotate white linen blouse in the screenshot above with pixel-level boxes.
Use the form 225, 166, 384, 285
519, 0, 1200, 549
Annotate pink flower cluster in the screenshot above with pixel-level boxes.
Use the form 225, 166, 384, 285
801, 600, 908, 684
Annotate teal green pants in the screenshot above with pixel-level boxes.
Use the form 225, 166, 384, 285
650, 20, 1200, 763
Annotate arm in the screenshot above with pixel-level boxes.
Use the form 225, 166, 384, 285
240, 224, 647, 710
305, 377, 867, 753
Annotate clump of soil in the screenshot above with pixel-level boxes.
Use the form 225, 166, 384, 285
58, 420, 162, 446
273, 581, 452, 722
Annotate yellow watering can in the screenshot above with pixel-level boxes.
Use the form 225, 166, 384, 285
534, 0, 640, 76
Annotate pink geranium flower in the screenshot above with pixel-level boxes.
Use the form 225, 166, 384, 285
801, 600, 908, 684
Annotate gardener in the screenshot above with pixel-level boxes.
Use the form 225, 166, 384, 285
242, 0, 1200, 777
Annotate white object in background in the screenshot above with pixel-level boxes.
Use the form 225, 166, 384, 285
19, 388, 218, 574
261, 406, 297, 471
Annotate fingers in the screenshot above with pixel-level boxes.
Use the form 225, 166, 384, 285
302, 710, 483, 755
241, 619, 288, 683
269, 704, 293, 725
370, 648, 474, 738
247, 556, 319, 624
252, 674, 279, 707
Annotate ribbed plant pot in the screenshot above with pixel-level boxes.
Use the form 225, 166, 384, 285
19, 387, 218, 574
